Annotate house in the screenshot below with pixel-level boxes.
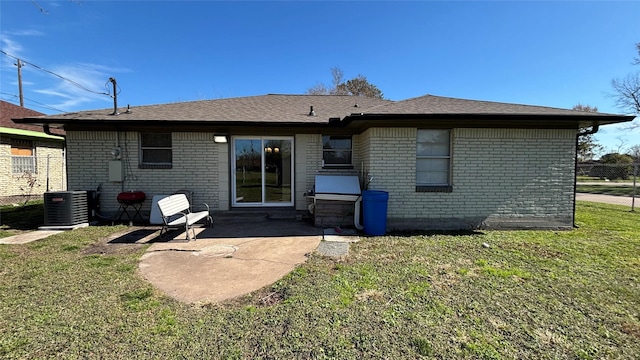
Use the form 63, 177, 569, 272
1, 100, 66, 204
13, 94, 634, 230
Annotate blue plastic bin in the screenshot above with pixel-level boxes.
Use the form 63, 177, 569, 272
362, 190, 389, 235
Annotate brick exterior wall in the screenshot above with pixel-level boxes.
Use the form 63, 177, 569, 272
294, 134, 321, 211
295, 133, 364, 212
0, 137, 66, 201
66, 128, 576, 229
67, 131, 224, 216
361, 128, 576, 230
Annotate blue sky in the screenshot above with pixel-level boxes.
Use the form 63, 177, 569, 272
1, 0, 639, 155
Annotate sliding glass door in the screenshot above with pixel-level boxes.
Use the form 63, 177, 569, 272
232, 137, 293, 207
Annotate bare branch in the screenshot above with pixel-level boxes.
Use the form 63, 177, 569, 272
305, 83, 330, 95
615, 136, 629, 154
611, 71, 640, 114
628, 144, 640, 159
330, 67, 344, 91
572, 104, 598, 113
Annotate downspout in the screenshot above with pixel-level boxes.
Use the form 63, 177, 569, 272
43, 125, 65, 139
573, 125, 599, 228
43, 124, 67, 199
354, 195, 363, 230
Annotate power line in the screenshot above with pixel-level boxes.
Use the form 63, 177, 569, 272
1, 92, 66, 113
31, 0, 48, 14
30, 0, 83, 14
0, 50, 111, 96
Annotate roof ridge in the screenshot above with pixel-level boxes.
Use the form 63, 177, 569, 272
266, 93, 358, 97
370, 93, 622, 115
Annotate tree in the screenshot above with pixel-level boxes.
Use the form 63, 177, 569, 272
573, 104, 598, 113
628, 144, 640, 162
307, 67, 344, 95
611, 43, 640, 129
611, 72, 640, 114
573, 104, 603, 162
593, 153, 634, 180
306, 83, 331, 96
306, 67, 384, 99
600, 153, 634, 164
336, 75, 384, 99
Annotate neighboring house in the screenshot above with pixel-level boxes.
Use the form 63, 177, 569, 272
1, 100, 66, 204
14, 94, 634, 230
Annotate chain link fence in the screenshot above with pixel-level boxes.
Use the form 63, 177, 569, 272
0, 155, 67, 206
576, 163, 638, 211
2, 156, 635, 212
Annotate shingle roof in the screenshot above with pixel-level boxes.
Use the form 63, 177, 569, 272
12, 93, 634, 129
36, 94, 392, 124
1, 100, 45, 130
1, 100, 65, 135
363, 94, 622, 117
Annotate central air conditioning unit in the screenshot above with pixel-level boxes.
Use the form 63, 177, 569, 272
43, 191, 88, 227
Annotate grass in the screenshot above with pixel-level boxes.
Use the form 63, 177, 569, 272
576, 185, 637, 197
235, 170, 292, 203
0, 201, 45, 238
1, 202, 639, 358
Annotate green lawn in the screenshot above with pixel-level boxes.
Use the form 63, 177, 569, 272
0, 201, 45, 238
1, 202, 639, 359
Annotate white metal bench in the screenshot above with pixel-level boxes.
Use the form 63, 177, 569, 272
157, 194, 213, 241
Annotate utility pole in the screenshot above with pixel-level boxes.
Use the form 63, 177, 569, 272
15, 59, 24, 107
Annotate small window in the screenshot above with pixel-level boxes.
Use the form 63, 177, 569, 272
11, 139, 36, 174
322, 135, 352, 167
139, 133, 172, 168
416, 129, 451, 191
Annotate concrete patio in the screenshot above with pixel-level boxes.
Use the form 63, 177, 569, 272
1, 211, 360, 304
108, 213, 360, 304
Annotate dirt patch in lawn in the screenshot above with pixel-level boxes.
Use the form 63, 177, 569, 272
83, 227, 156, 256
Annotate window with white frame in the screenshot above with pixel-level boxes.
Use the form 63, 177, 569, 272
11, 139, 36, 174
416, 129, 451, 191
322, 135, 352, 167
139, 133, 172, 168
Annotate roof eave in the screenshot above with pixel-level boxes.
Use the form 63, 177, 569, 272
341, 113, 636, 130
13, 118, 334, 129
0, 126, 65, 141
14, 113, 636, 132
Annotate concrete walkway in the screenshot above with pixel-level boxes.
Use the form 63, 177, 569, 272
576, 181, 635, 186
576, 193, 636, 208
0, 230, 63, 244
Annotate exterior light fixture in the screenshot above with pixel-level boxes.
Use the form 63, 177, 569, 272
213, 134, 228, 143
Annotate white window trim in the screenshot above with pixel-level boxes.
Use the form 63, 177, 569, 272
416, 129, 452, 192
